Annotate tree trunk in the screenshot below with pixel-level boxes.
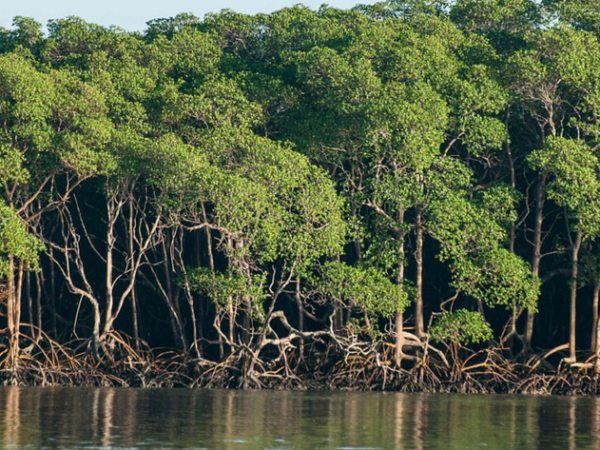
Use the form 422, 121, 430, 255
595, 313, 600, 374
394, 210, 406, 367
228, 298, 235, 349
568, 235, 582, 362
506, 112, 517, 254
103, 194, 117, 338
505, 116, 519, 342
160, 236, 188, 351
592, 276, 600, 352
6, 257, 18, 368
34, 271, 42, 342
91, 299, 102, 355
296, 277, 304, 359
203, 206, 221, 357
525, 175, 546, 349
131, 285, 140, 351
415, 208, 424, 339
395, 310, 404, 367
25, 271, 32, 340
48, 248, 58, 338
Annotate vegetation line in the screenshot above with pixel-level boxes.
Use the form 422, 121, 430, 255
1, 0, 600, 393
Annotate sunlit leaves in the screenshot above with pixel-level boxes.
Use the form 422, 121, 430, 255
529, 137, 600, 239
430, 309, 493, 345
451, 248, 539, 310
188, 267, 267, 320
317, 260, 409, 319
0, 201, 44, 277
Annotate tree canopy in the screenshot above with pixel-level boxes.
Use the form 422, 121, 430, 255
0, 2, 599, 390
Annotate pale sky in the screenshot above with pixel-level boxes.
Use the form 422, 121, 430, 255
1, 0, 376, 32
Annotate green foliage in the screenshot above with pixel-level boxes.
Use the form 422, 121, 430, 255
0, 144, 29, 186
0, 16, 44, 52
317, 261, 409, 319
476, 184, 521, 229
451, 0, 541, 42
428, 189, 507, 261
0, 201, 44, 277
451, 248, 540, 310
547, 0, 600, 34
187, 267, 266, 321
201, 131, 347, 270
529, 137, 600, 239
145, 13, 201, 40
429, 182, 538, 311
0, 53, 56, 152
2, 2, 600, 373
430, 309, 493, 345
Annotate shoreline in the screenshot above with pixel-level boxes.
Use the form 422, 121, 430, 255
3, 352, 600, 395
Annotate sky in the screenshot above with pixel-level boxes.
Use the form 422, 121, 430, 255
1, 0, 376, 32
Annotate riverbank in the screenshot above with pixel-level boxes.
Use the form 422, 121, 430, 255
3, 343, 600, 395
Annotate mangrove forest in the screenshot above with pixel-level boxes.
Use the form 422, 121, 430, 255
1, 0, 600, 393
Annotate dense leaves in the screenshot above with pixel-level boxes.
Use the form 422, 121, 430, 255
430, 309, 493, 345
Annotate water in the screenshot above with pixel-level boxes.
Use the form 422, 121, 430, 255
0, 387, 598, 450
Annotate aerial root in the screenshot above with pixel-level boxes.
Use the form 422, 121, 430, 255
1, 326, 600, 393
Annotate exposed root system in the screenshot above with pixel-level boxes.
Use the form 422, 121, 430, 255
2, 331, 600, 396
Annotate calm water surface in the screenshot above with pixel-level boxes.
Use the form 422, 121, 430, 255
0, 387, 598, 449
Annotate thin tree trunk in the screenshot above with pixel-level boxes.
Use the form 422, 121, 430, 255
202, 204, 215, 272
202, 204, 220, 357
91, 300, 101, 355
296, 277, 304, 359
226, 237, 236, 350
6, 257, 17, 368
334, 252, 343, 330
595, 313, 600, 374
49, 203, 103, 355
568, 235, 582, 362
395, 210, 405, 367
525, 175, 546, 349
131, 286, 140, 351
228, 299, 235, 349
34, 271, 42, 341
180, 265, 201, 357
48, 248, 57, 338
415, 208, 424, 339
127, 194, 141, 351
160, 236, 188, 351
592, 276, 600, 352
216, 314, 224, 359
25, 271, 33, 340
13, 261, 23, 367
506, 112, 517, 254
101, 193, 159, 342
506, 117, 519, 343
104, 195, 117, 338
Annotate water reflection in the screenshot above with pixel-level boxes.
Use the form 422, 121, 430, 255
0, 387, 599, 449
4, 386, 19, 449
